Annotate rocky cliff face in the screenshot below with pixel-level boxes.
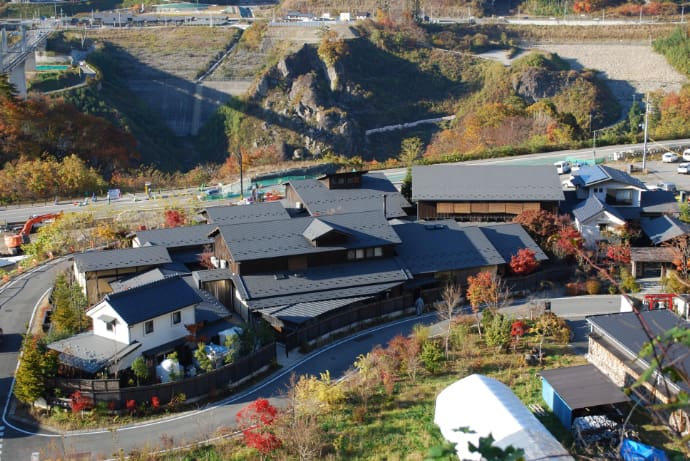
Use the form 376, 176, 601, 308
249, 44, 362, 159
511, 67, 580, 104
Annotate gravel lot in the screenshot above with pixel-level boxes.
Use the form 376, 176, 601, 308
532, 42, 687, 111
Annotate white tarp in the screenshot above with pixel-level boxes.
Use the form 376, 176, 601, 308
434, 374, 573, 460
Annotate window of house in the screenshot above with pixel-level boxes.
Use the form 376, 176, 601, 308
374, 247, 383, 257
144, 320, 154, 335
172, 311, 181, 325
106, 321, 115, 332
347, 249, 355, 260
366, 248, 374, 258
355, 249, 364, 259
598, 223, 607, 232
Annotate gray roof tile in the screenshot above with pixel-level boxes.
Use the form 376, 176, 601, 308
259, 295, 377, 325
478, 223, 549, 262
97, 276, 202, 325
411, 165, 564, 201
287, 173, 409, 218
215, 211, 401, 262
571, 165, 646, 189
74, 246, 172, 273
204, 201, 291, 225
640, 216, 690, 245
234, 257, 409, 308
393, 220, 505, 275
572, 196, 625, 223
134, 224, 215, 248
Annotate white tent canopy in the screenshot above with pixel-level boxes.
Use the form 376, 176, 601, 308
434, 374, 573, 460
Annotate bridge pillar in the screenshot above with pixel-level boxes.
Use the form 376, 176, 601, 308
25, 49, 35, 71
1, 28, 7, 54
9, 60, 27, 98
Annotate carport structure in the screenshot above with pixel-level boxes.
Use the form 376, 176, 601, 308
540, 364, 630, 429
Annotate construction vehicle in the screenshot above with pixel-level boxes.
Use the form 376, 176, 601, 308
3, 212, 61, 255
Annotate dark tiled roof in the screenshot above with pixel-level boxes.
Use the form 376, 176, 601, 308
215, 211, 401, 262
233, 257, 409, 308
287, 173, 409, 218
393, 220, 505, 275
74, 246, 172, 273
203, 202, 291, 225
193, 268, 234, 283
411, 165, 564, 201
640, 216, 690, 245
572, 196, 625, 223
98, 276, 202, 325
587, 310, 690, 391
134, 224, 215, 248
478, 223, 548, 262
539, 365, 629, 410
640, 190, 680, 215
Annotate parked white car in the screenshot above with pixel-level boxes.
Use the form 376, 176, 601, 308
678, 163, 690, 174
683, 149, 690, 161
554, 160, 571, 174
662, 152, 679, 163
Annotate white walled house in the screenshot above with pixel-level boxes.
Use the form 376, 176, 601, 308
572, 196, 627, 247
48, 276, 202, 376
570, 165, 645, 208
86, 276, 200, 353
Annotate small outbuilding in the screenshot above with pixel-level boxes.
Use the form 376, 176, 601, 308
540, 364, 630, 429
434, 374, 573, 460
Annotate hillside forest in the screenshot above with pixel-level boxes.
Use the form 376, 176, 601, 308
0, 9, 689, 203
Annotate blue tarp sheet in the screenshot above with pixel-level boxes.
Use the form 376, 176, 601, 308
620, 439, 669, 461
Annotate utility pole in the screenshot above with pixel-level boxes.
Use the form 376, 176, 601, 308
642, 93, 650, 171
238, 152, 243, 199
592, 129, 597, 163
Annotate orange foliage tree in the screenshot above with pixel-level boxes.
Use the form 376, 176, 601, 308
510, 248, 540, 275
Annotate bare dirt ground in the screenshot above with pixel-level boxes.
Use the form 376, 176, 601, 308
531, 42, 687, 98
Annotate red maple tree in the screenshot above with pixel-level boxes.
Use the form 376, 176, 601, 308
70, 391, 93, 413
606, 243, 631, 264
164, 209, 186, 228
509, 248, 540, 275
236, 398, 282, 455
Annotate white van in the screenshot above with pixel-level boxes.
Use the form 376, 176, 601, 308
554, 161, 571, 174
683, 149, 690, 161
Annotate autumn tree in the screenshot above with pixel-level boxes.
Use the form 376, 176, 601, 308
318, 29, 348, 66
194, 342, 214, 372
509, 248, 540, 275
512, 210, 563, 247
164, 209, 186, 228
399, 137, 424, 167
466, 272, 510, 337
14, 334, 59, 406
236, 398, 282, 457
436, 283, 463, 358
400, 167, 412, 202
387, 334, 422, 383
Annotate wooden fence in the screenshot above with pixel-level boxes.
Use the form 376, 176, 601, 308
48, 342, 276, 409
282, 294, 414, 351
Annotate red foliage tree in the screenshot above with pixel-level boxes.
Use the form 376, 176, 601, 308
509, 248, 540, 275
70, 391, 93, 413
164, 209, 186, 228
606, 243, 631, 264
512, 210, 563, 247
236, 398, 282, 455
151, 396, 160, 409
511, 320, 527, 338
126, 399, 137, 413
551, 226, 584, 258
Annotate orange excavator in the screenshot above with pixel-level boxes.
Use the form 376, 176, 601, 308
4, 212, 62, 255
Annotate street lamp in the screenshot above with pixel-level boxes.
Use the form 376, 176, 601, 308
642, 93, 650, 171
237, 152, 243, 199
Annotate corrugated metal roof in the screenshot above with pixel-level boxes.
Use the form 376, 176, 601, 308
587, 310, 690, 392
640, 216, 690, 245
48, 333, 141, 374
235, 258, 409, 306
193, 268, 233, 283
134, 224, 215, 248
411, 165, 564, 201
74, 246, 172, 273
287, 173, 409, 218
100, 276, 202, 325
216, 210, 401, 262
110, 268, 165, 292
259, 295, 375, 325
393, 220, 505, 275
540, 365, 629, 410
204, 201, 291, 225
